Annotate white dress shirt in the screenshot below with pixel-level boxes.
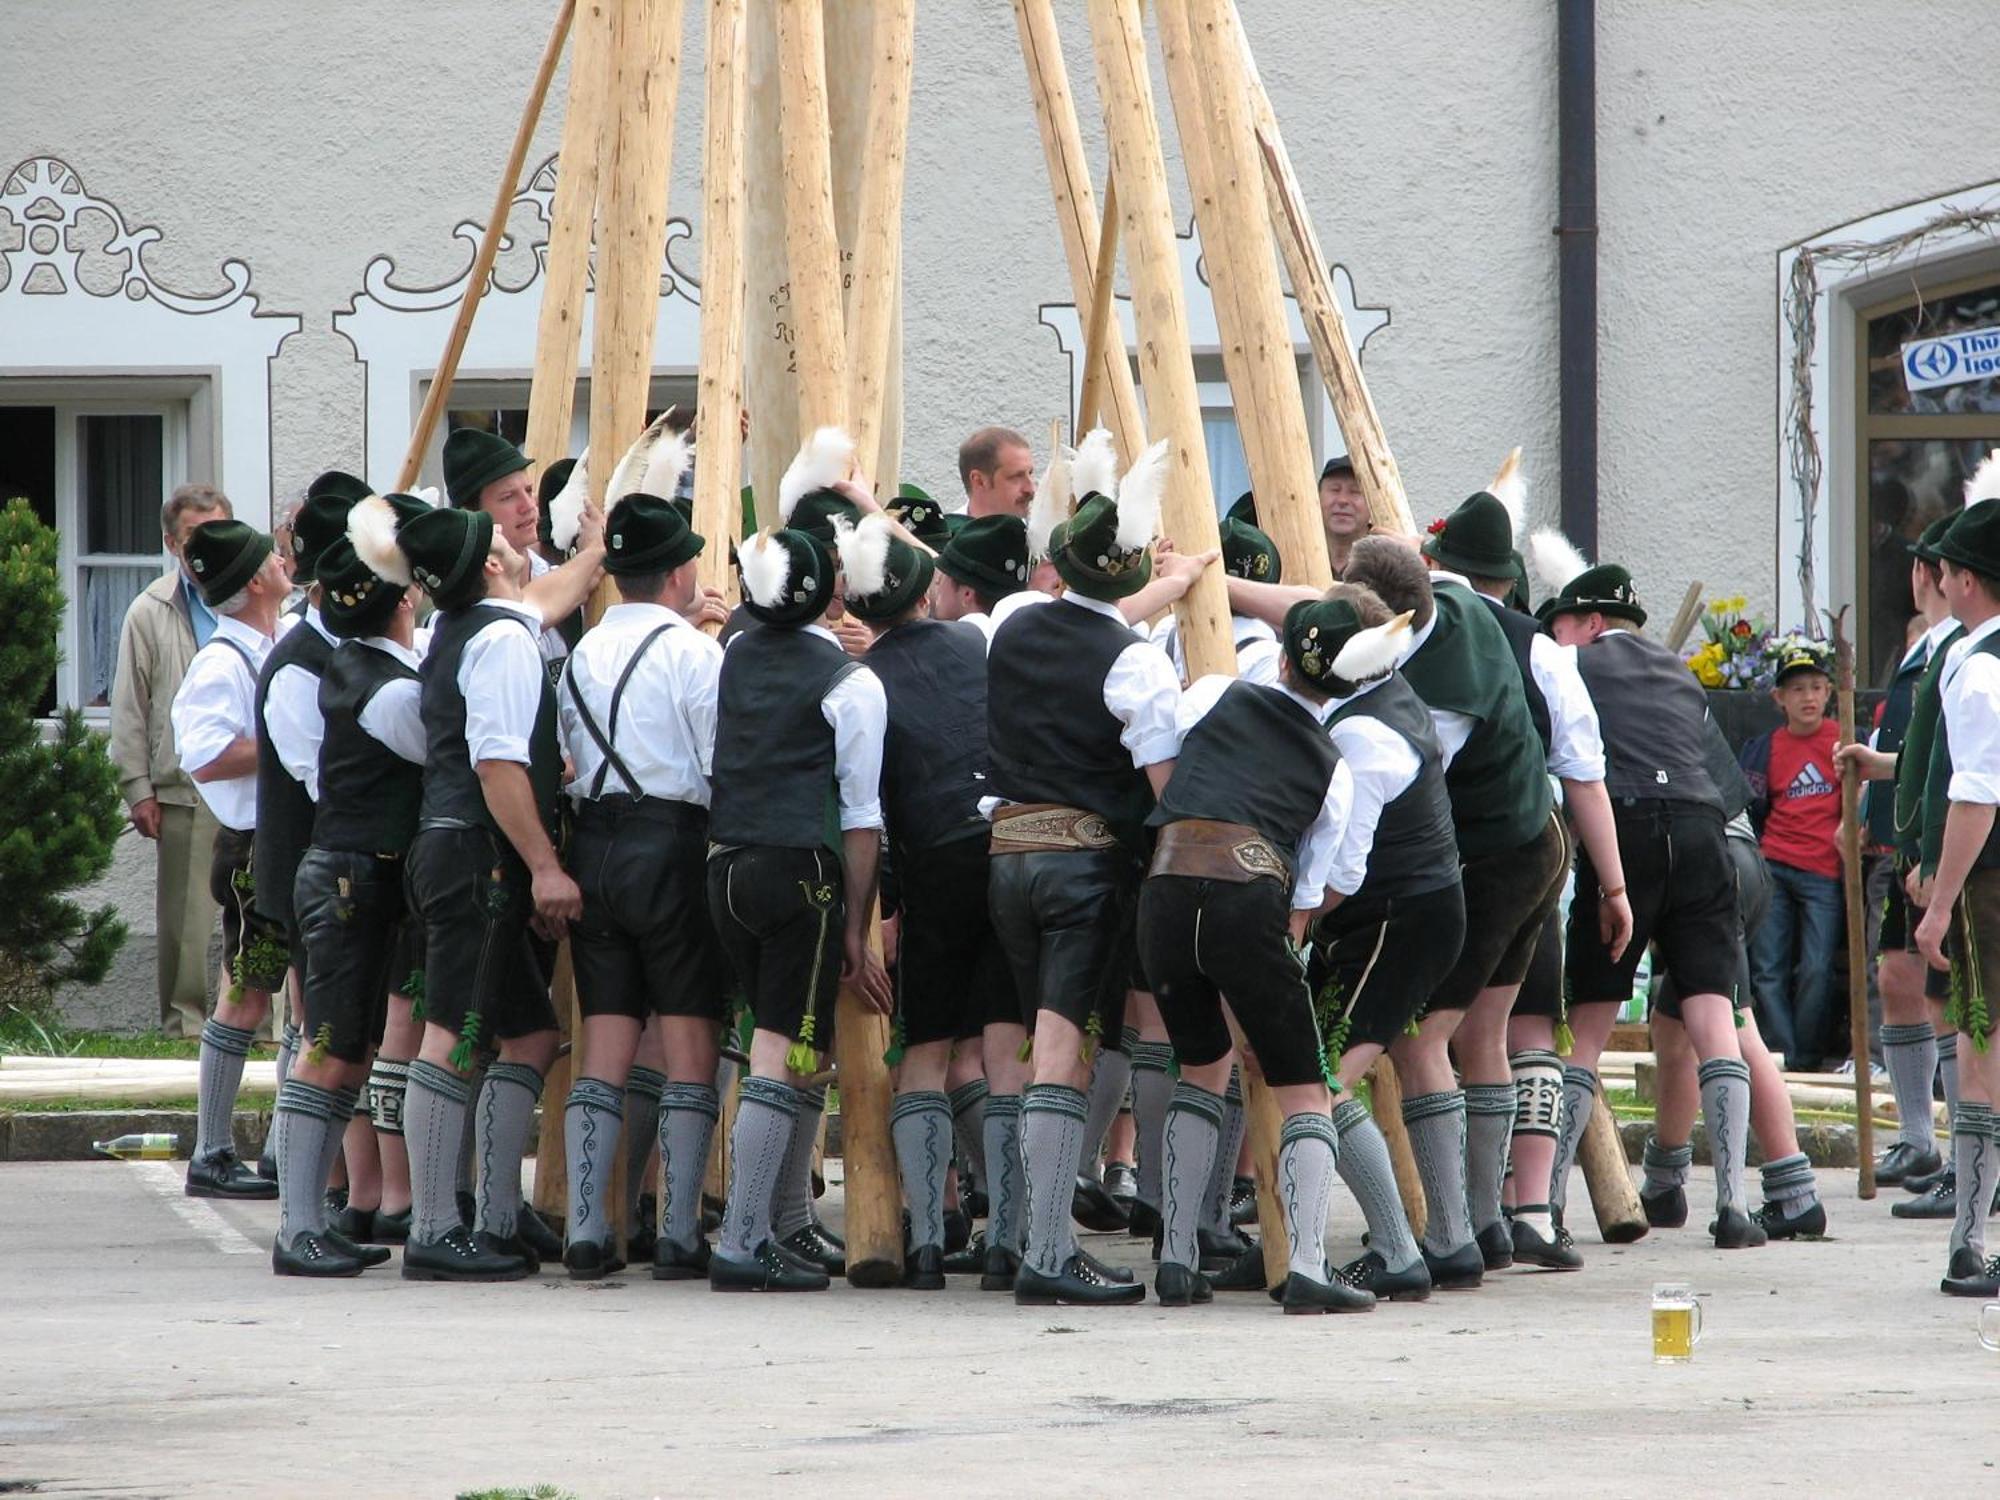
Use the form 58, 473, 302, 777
355, 638, 427, 764
458, 599, 548, 767
170, 613, 273, 831
1063, 593, 1185, 766
1323, 675, 1424, 899
264, 607, 338, 801
1942, 612, 2000, 805
964, 587, 1050, 646
527, 550, 572, 666
1529, 632, 1607, 781
1155, 612, 1282, 688
559, 602, 724, 806
799, 623, 888, 831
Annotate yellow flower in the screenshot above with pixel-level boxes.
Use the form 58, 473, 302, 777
1709, 599, 1728, 615
1693, 655, 1724, 688
1730, 595, 1747, 611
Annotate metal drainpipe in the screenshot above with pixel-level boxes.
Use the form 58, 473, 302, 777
1557, 0, 1598, 558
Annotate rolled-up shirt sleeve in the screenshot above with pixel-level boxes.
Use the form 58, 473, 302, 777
458, 618, 544, 766
1105, 640, 1185, 767
1292, 760, 1356, 909
265, 663, 326, 801
169, 651, 248, 778
1431, 707, 1476, 770
1945, 651, 2000, 804
822, 665, 888, 831
1530, 633, 1606, 781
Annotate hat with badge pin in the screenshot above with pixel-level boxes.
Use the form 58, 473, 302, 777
838, 513, 935, 623
183, 519, 275, 607
605, 492, 704, 576
1044, 428, 1164, 601
937, 513, 1031, 598
1282, 595, 1413, 696
1219, 516, 1282, 584
737, 527, 835, 627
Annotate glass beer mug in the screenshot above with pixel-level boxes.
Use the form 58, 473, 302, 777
1652, 1282, 1703, 1362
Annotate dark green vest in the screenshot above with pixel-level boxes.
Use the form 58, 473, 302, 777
1904, 623, 1965, 872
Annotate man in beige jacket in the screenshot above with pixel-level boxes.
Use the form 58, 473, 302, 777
110, 483, 233, 1037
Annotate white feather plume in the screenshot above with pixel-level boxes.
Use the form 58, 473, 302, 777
1114, 438, 1170, 552
641, 431, 692, 501
1071, 426, 1120, 502
835, 513, 893, 599
738, 530, 792, 609
1487, 447, 1526, 543
1331, 610, 1414, 684
547, 449, 590, 552
778, 427, 856, 521
608, 410, 676, 507
1027, 449, 1072, 563
347, 494, 411, 588
1964, 447, 2000, 508
1527, 526, 1591, 597
410, 485, 443, 510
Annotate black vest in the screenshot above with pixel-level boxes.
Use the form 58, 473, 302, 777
987, 598, 1155, 850
419, 603, 562, 836
1574, 631, 1720, 808
251, 617, 334, 928
1149, 682, 1341, 870
867, 618, 991, 855
1327, 672, 1461, 898
1864, 632, 1932, 847
710, 624, 862, 851
314, 641, 424, 855
1480, 594, 1553, 756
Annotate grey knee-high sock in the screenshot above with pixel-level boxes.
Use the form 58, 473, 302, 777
1202, 1070, 1247, 1233
1161, 1082, 1225, 1271
1463, 1082, 1515, 1234
474, 1062, 543, 1239
983, 1094, 1024, 1254
406, 1060, 472, 1245
1021, 1083, 1090, 1275
320, 1087, 358, 1204
1880, 1023, 1938, 1151
949, 1078, 989, 1196
564, 1077, 625, 1250
1332, 1096, 1422, 1272
367, 1059, 409, 1140
1548, 1065, 1598, 1218
1937, 1031, 1961, 1134
1403, 1089, 1473, 1255
1129, 1041, 1175, 1211
659, 1082, 719, 1253
721, 1076, 799, 1259
1759, 1151, 1820, 1222
624, 1066, 666, 1224
1078, 1045, 1134, 1178
1278, 1111, 1339, 1282
892, 1090, 954, 1250
195, 1019, 255, 1164
263, 1020, 300, 1160
1697, 1057, 1753, 1215
1641, 1135, 1693, 1201
275, 1078, 337, 1249
1949, 1101, 1996, 1258
773, 1084, 826, 1240
455, 1060, 485, 1205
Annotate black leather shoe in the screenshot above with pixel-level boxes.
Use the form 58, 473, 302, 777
1278, 1269, 1376, 1314
1641, 1186, 1688, 1229
942, 1208, 972, 1254
710, 1238, 829, 1292
1208, 1245, 1269, 1292
256, 1152, 278, 1183
980, 1243, 1021, 1292
1511, 1216, 1584, 1270
943, 1230, 987, 1275
1229, 1176, 1258, 1227
321, 1224, 392, 1268
1154, 1261, 1213, 1306
1940, 1246, 2000, 1297
1712, 1208, 1767, 1249
328, 1203, 374, 1242
1078, 1245, 1136, 1284
1893, 1171, 1957, 1219
904, 1244, 946, 1290
324, 1186, 348, 1214
402, 1225, 531, 1281
1475, 1220, 1514, 1271
456, 1190, 478, 1230
626, 1219, 658, 1268
564, 1238, 619, 1280
1337, 1250, 1432, 1302
366, 1207, 411, 1245
475, 1228, 546, 1275
1902, 1159, 1950, 1196
781, 1222, 846, 1277
1126, 1201, 1162, 1245
273, 1231, 365, 1278
516, 1207, 562, 1262
1103, 1161, 1138, 1209
651, 1236, 712, 1281
1875, 1140, 1942, 1187
1421, 1241, 1485, 1290
1072, 1174, 1131, 1232
186, 1151, 279, 1200
1752, 1199, 1827, 1239
1014, 1252, 1147, 1306
1197, 1224, 1252, 1270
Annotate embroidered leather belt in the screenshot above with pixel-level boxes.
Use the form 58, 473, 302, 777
989, 803, 1121, 855
1149, 819, 1289, 884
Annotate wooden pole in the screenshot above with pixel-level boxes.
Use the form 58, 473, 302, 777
1012, 0, 1145, 460
399, 0, 575, 491
1581, 1087, 1649, 1242
1074, 175, 1120, 435
694, 0, 750, 623
842, 0, 916, 484
1161, 0, 1331, 591
1364, 1055, 1427, 1241
1663, 580, 1705, 653
743, 0, 793, 527
775, 0, 849, 436
1832, 607, 1877, 1198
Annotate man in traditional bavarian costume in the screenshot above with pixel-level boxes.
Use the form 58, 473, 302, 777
1531, 546, 1766, 1249
268, 498, 430, 1275
170, 518, 294, 1200
1142, 598, 1411, 1313
554, 481, 731, 1280
985, 439, 1183, 1307
929, 514, 1037, 641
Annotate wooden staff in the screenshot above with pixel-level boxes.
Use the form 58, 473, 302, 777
1074, 176, 1120, 436
695, 0, 750, 622
1012, 0, 1145, 460
1581, 1088, 1649, 1242
841, 0, 915, 484
1663, 581, 1705, 652
1832, 607, 1877, 1198
743, 0, 793, 527
775, 0, 849, 436
1364, 1054, 1426, 1239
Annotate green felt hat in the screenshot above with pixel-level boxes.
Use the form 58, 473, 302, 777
1937, 498, 2000, 577
317, 537, 408, 639
937, 514, 1031, 597
1219, 517, 1282, 584
1911, 512, 1956, 563
738, 528, 836, 627
1050, 493, 1152, 600
306, 469, 372, 507
605, 492, 703, 576
1225, 490, 1258, 526
1421, 490, 1516, 578
399, 505, 494, 605
889, 484, 952, 549
1282, 596, 1407, 695
1502, 551, 1533, 614
444, 427, 531, 509
843, 526, 936, 623
788, 490, 862, 546
1535, 561, 1648, 628
291, 489, 363, 584
183, 518, 273, 606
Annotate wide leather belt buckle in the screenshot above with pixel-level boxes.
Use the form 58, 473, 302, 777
989, 804, 1118, 854
1230, 839, 1288, 880
1150, 820, 1287, 884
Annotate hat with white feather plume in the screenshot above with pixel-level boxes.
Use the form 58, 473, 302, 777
737, 526, 835, 627
1923, 448, 2000, 566
837, 512, 935, 623
779, 427, 862, 544
1528, 526, 1647, 627
324, 491, 432, 635
1048, 433, 1166, 600
1421, 448, 1525, 579
1282, 595, 1413, 696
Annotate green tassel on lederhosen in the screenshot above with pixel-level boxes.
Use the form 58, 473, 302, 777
1078, 1010, 1103, 1067
1952, 892, 1994, 1052
402, 967, 426, 1023
448, 1010, 484, 1073
787, 876, 839, 1077
882, 1011, 906, 1069
305, 1022, 335, 1067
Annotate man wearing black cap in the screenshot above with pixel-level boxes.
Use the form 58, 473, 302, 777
554, 494, 729, 1280
169, 517, 294, 1199
1318, 455, 1368, 574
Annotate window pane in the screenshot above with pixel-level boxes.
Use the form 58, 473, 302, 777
77, 562, 158, 708
79, 414, 164, 554
447, 407, 530, 447
1866, 437, 2000, 677
1868, 280, 2000, 414
1202, 411, 1249, 516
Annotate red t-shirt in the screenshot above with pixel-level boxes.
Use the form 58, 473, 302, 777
1761, 720, 1843, 879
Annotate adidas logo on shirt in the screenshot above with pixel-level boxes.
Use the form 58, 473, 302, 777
1784, 760, 1835, 800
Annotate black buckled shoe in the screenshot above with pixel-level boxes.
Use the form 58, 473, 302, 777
1126, 1201, 1162, 1246
943, 1230, 988, 1276
1209, 1244, 1269, 1292
904, 1244, 946, 1291
781, 1221, 846, 1277
185, 1151, 280, 1200
1421, 1241, 1485, 1290
1712, 1207, 1767, 1249
1015, 1251, 1147, 1306
321, 1224, 392, 1268
942, 1208, 972, 1254
1103, 1161, 1138, 1209
980, 1243, 1021, 1292
1072, 1174, 1131, 1232
1337, 1250, 1432, 1302
1511, 1216, 1584, 1270
1154, 1261, 1213, 1306
710, 1238, 831, 1292
1893, 1171, 1958, 1219
272, 1231, 366, 1278
1641, 1186, 1688, 1229
1197, 1224, 1252, 1271
564, 1237, 619, 1280
1752, 1199, 1828, 1240
366, 1207, 411, 1245
1078, 1245, 1135, 1284
651, 1236, 712, 1281
1230, 1176, 1258, 1227
1475, 1220, 1514, 1271
1278, 1269, 1376, 1314
1875, 1140, 1943, 1187
1902, 1158, 1950, 1196
1940, 1246, 2000, 1298
402, 1225, 531, 1281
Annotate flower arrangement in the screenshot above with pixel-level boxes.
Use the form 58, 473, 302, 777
1684, 595, 1773, 688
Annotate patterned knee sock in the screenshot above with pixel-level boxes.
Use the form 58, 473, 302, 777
721, 1076, 799, 1259
564, 1077, 625, 1250
1758, 1151, 1819, 1223
1161, 1082, 1225, 1271
982, 1095, 1024, 1255
1880, 1023, 1938, 1152
1403, 1089, 1473, 1256
892, 1090, 954, 1250
319, 1087, 358, 1208
455, 1061, 484, 1206
1508, 1051, 1564, 1237
1278, 1111, 1339, 1283
949, 1078, 989, 1197
1548, 1065, 1598, 1219
772, 1084, 826, 1239
1949, 1101, 1996, 1259
1020, 1083, 1089, 1276
1331, 1096, 1421, 1272
405, 1060, 472, 1245
1641, 1135, 1693, 1201
473, 1062, 543, 1240
1937, 1031, 1961, 1134
1129, 1041, 1175, 1212
623, 1065, 666, 1226
1202, 1071, 1247, 1233
194, 1019, 255, 1164
263, 1020, 300, 1162
275, 1078, 336, 1249
1463, 1082, 1516, 1235
1697, 1057, 1753, 1216
658, 1082, 719, 1254
367, 1059, 409, 1141
1078, 1045, 1133, 1178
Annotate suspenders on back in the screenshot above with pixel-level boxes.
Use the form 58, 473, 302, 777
563, 622, 678, 800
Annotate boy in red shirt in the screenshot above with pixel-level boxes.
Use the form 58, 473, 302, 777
1740, 641, 1844, 1071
